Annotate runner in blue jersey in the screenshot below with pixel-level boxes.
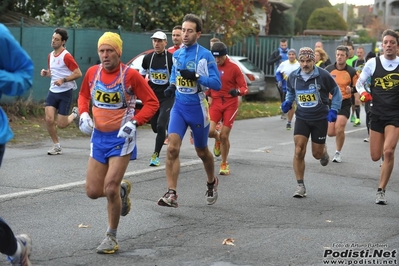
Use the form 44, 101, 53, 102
0, 23, 34, 266
158, 13, 222, 208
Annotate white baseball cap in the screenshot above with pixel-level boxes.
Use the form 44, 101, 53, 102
150, 31, 167, 40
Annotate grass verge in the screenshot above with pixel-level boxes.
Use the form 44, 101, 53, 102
2, 99, 281, 145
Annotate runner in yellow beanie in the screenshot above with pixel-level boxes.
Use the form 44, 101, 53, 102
98, 32, 122, 56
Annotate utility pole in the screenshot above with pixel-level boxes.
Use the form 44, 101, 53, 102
343, 0, 348, 22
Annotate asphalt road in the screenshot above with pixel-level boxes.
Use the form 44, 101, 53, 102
1, 111, 398, 266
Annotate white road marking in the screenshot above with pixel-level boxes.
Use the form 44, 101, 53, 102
0, 127, 367, 200
0, 159, 202, 200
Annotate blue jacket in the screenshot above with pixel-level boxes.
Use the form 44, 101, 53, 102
170, 43, 221, 103
0, 24, 34, 144
267, 47, 289, 72
286, 66, 342, 121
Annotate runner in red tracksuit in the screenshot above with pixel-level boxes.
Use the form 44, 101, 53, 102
208, 42, 248, 175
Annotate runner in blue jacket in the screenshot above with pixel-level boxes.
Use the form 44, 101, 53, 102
158, 13, 222, 208
0, 23, 34, 155
0, 23, 34, 266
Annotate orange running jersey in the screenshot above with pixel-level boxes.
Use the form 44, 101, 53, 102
325, 64, 358, 100
78, 63, 159, 132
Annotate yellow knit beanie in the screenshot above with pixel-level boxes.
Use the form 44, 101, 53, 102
98, 32, 123, 56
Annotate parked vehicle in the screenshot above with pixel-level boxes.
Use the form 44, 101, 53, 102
126, 49, 154, 71
126, 51, 266, 99
125, 50, 154, 111
228, 56, 266, 98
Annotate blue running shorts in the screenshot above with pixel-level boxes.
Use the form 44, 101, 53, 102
90, 128, 137, 164
168, 99, 210, 148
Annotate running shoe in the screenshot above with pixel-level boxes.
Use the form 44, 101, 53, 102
320, 150, 330, 166
71, 106, 80, 127
96, 234, 119, 254
332, 152, 342, 163
219, 162, 230, 175
47, 144, 62, 155
189, 130, 194, 145
213, 139, 221, 157
353, 118, 361, 127
8, 234, 32, 266
375, 190, 387, 205
158, 190, 178, 207
120, 180, 131, 216
206, 176, 219, 205
293, 185, 306, 198
350, 115, 355, 123
281, 113, 287, 120
363, 137, 369, 142
149, 152, 160, 166
286, 123, 291, 130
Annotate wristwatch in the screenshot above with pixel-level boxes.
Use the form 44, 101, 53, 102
63, 78, 67, 83
195, 73, 200, 79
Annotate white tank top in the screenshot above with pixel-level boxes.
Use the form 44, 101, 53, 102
49, 49, 77, 93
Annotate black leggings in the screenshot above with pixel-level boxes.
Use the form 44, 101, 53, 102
365, 102, 371, 135
0, 217, 17, 256
0, 144, 5, 167
150, 97, 174, 154
277, 84, 285, 103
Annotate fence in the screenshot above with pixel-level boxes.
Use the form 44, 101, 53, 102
229, 35, 322, 77
2, 24, 372, 103
229, 36, 372, 77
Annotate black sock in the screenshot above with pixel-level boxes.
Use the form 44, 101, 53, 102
207, 179, 216, 186
355, 105, 360, 119
297, 180, 304, 186
377, 188, 385, 192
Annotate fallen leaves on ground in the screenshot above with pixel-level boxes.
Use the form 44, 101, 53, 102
222, 238, 235, 246
78, 223, 90, 228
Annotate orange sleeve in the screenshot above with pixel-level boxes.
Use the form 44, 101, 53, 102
77, 66, 97, 114
352, 72, 359, 88
63, 53, 80, 72
126, 68, 159, 126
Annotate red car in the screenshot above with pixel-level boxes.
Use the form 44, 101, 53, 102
126, 49, 154, 72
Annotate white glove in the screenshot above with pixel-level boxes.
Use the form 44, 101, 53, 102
117, 121, 136, 138
79, 112, 94, 135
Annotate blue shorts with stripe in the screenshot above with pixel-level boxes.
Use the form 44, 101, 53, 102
168, 99, 210, 148
91, 129, 137, 164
